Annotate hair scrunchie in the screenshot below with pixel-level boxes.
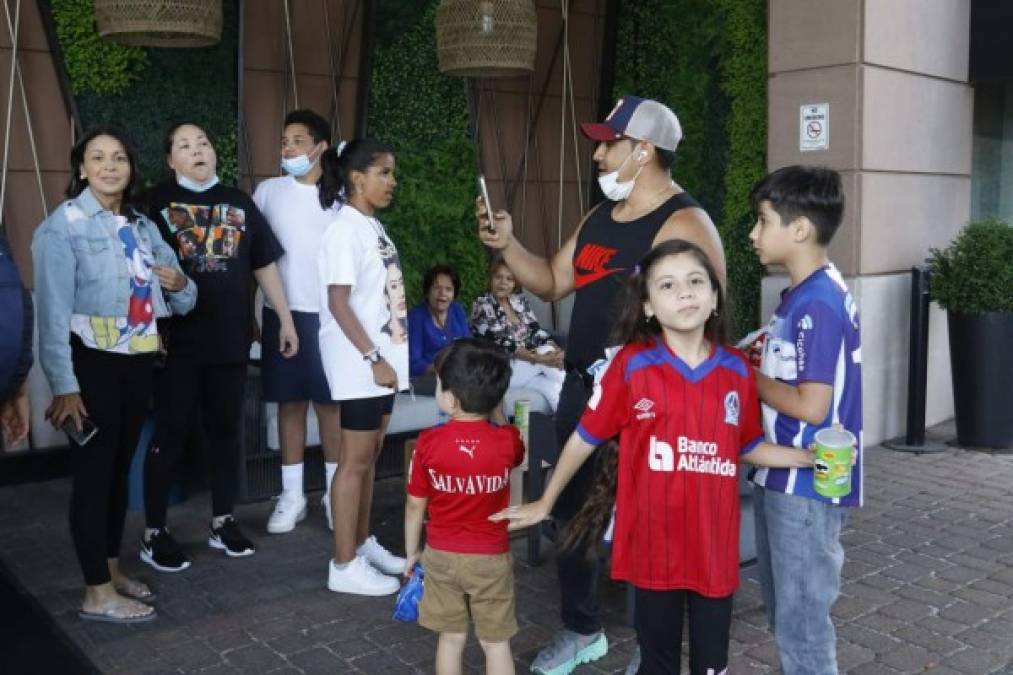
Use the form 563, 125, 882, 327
336, 140, 348, 157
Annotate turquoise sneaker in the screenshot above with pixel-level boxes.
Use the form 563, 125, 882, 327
531, 629, 608, 675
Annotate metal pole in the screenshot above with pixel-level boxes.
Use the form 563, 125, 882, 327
884, 266, 947, 453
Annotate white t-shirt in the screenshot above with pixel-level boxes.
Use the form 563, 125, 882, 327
318, 205, 409, 400
253, 175, 335, 312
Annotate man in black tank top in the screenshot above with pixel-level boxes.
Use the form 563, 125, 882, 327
478, 96, 725, 675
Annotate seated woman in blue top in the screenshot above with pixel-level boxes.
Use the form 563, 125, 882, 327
407, 264, 471, 394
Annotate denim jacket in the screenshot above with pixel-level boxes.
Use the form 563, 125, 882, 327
32, 188, 197, 395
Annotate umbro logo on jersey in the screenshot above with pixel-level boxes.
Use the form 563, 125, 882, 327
634, 398, 655, 420
723, 391, 740, 426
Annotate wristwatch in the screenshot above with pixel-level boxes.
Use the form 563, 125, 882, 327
363, 348, 382, 364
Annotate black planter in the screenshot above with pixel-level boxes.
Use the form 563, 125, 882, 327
947, 311, 1013, 449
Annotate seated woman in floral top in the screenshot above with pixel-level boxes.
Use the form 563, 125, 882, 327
470, 257, 565, 410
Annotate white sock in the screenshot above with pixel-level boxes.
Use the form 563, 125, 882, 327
281, 463, 304, 496
324, 462, 338, 494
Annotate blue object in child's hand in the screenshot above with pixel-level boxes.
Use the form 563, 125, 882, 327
392, 563, 424, 622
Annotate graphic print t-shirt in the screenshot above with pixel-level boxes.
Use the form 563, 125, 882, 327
147, 181, 283, 363
750, 264, 863, 507
70, 215, 158, 354
318, 205, 409, 399
408, 419, 525, 554
576, 339, 763, 596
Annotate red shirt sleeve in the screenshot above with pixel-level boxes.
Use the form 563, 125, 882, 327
577, 349, 630, 446
739, 356, 765, 455
407, 429, 433, 498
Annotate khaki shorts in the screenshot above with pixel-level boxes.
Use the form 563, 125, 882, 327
419, 547, 517, 642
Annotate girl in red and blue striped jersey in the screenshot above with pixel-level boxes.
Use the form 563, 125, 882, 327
494, 239, 814, 675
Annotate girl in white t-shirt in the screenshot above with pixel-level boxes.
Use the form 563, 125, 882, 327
318, 139, 409, 596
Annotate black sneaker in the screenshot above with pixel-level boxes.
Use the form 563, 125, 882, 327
139, 528, 192, 573
208, 517, 255, 557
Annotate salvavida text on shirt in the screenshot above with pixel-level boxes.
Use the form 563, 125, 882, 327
427, 468, 510, 494
648, 436, 736, 477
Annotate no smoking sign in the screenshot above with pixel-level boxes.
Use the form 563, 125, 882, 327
800, 103, 829, 152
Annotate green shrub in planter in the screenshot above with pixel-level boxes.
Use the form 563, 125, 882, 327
927, 218, 1013, 313
926, 218, 1013, 449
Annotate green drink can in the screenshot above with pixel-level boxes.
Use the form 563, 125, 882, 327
812, 427, 856, 498
513, 399, 531, 448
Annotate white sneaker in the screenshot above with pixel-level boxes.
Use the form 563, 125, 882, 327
266, 492, 307, 534
357, 535, 406, 576
321, 493, 332, 531
327, 555, 399, 596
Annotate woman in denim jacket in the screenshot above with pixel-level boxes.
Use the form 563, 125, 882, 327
32, 128, 196, 624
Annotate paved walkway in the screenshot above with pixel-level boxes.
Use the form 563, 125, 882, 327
2, 421, 1013, 674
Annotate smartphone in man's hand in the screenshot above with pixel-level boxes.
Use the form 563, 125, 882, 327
477, 174, 496, 234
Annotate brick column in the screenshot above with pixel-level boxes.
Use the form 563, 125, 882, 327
764, 0, 972, 443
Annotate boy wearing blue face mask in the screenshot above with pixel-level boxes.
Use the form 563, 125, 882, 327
476, 95, 724, 675
252, 110, 344, 536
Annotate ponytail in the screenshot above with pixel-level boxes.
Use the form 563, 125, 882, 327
317, 146, 343, 210
558, 442, 619, 559
317, 138, 395, 211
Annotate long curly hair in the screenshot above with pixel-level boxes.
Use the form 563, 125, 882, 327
558, 441, 619, 559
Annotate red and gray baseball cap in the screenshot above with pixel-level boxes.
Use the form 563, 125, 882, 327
580, 95, 683, 151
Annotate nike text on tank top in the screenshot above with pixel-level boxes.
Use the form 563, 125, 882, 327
568, 192, 701, 370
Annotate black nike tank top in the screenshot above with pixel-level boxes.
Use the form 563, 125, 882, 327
567, 191, 701, 370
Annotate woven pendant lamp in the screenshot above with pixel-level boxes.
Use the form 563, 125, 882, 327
436, 0, 537, 77
94, 0, 223, 48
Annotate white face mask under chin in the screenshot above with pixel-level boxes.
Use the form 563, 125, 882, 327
177, 174, 219, 193
597, 150, 643, 201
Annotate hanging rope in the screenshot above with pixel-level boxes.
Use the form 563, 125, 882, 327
566, 35, 583, 215
3, 0, 46, 219
1, 0, 21, 221
322, 0, 342, 140
282, 0, 299, 109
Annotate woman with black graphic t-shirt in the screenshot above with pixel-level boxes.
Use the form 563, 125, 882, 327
140, 122, 299, 573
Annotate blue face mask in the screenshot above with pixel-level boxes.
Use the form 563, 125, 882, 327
280, 144, 322, 177
281, 154, 313, 177
177, 174, 219, 193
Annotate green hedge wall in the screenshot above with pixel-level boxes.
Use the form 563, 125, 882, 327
51, 0, 239, 186
614, 0, 766, 338
367, 1, 487, 309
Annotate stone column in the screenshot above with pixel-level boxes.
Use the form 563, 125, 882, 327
765, 0, 971, 444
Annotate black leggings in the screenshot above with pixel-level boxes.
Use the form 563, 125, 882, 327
69, 340, 154, 586
144, 355, 247, 527
634, 586, 732, 675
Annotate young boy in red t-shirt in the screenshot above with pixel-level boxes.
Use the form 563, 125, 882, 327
404, 339, 525, 675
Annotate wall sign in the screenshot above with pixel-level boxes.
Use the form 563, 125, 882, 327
800, 103, 829, 152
